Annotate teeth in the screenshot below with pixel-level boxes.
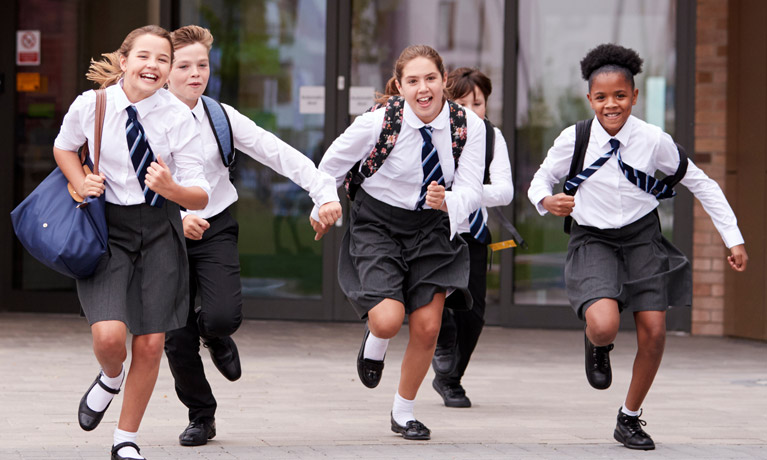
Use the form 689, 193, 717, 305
418, 97, 430, 102
140, 73, 158, 80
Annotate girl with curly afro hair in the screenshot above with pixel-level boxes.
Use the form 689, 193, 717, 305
528, 43, 747, 451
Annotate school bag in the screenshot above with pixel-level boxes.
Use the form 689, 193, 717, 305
343, 95, 467, 200
201, 95, 235, 169
563, 118, 689, 234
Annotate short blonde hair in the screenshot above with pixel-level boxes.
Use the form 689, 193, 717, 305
171, 25, 214, 52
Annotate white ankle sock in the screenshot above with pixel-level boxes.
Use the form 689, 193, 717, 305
363, 330, 389, 361
113, 428, 144, 459
86, 366, 124, 412
621, 403, 640, 417
392, 392, 415, 426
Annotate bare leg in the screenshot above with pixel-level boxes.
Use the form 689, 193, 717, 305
367, 298, 406, 340
584, 298, 620, 346
398, 293, 445, 400
117, 332, 165, 432
625, 311, 666, 411
91, 321, 128, 377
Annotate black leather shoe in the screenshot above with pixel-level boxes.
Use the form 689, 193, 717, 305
431, 343, 458, 376
202, 336, 241, 382
432, 378, 471, 408
357, 324, 384, 388
390, 413, 431, 440
111, 442, 142, 460
584, 330, 614, 390
614, 408, 655, 450
78, 372, 121, 431
179, 418, 216, 446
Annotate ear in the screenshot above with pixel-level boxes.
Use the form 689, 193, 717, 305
394, 79, 402, 94
631, 88, 639, 106
119, 54, 128, 73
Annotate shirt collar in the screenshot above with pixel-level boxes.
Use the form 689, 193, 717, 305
112, 79, 165, 118
402, 99, 450, 131
591, 114, 636, 149
190, 98, 206, 123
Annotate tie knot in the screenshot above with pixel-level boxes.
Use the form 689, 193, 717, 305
609, 138, 620, 150
419, 125, 433, 142
126, 105, 138, 122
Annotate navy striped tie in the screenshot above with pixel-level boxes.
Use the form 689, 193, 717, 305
564, 138, 619, 193
468, 209, 489, 243
417, 126, 444, 210
126, 106, 164, 207
615, 147, 677, 199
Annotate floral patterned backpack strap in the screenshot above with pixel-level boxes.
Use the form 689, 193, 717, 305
344, 95, 405, 200
448, 100, 467, 170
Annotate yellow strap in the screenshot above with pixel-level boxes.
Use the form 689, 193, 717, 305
488, 239, 517, 251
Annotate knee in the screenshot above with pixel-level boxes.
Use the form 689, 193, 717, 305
639, 324, 666, 354
586, 319, 619, 346
132, 334, 166, 364
197, 304, 242, 338
92, 333, 127, 361
410, 318, 442, 347
368, 316, 402, 339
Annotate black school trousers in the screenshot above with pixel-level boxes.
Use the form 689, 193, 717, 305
164, 209, 243, 422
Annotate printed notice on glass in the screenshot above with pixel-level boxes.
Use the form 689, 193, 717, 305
299, 86, 325, 114
17, 30, 41, 66
349, 87, 376, 115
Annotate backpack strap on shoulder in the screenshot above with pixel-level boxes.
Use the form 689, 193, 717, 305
564, 118, 593, 234
447, 100, 468, 170
654, 142, 689, 194
200, 95, 235, 168
483, 118, 496, 184
343, 96, 405, 200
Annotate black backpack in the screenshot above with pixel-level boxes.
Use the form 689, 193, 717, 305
563, 119, 689, 234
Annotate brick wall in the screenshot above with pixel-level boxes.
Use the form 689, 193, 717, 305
691, 0, 729, 335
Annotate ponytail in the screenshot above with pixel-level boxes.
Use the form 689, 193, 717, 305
374, 76, 400, 104
86, 52, 122, 89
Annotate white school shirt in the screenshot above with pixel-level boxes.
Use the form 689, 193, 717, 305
181, 98, 339, 220
313, 100, 485, 238
456, 126, 514, 235
527, 115, 744, 248
54, 81, 210, 206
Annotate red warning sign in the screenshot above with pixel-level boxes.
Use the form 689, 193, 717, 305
17, 30, 41, 66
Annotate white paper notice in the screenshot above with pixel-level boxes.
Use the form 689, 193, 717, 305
299, 86, 325, 114
349, 86, 375, 115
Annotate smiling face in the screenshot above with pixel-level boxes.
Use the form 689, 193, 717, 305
119, 33, 172, 103
395, 56, 447, 124
454, 87, 487, 120
587, 71, 638, 136
168, 43, 210, 109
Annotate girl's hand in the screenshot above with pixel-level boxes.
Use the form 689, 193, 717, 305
145, 156, 176, 196
318, 201, 342, 227
727, 244, 748, 272
310, 216, 330, 241
426, 181, 446, 211
542, 193, 575, 216
80, 172, 106, 198
183, 214, 210, 240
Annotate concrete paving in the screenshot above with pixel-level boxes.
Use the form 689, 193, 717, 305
0, 312, 765, 459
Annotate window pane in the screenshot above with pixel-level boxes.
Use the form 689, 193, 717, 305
514, 0, 677, 305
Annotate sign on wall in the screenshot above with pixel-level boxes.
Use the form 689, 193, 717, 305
16, 30, 41, 66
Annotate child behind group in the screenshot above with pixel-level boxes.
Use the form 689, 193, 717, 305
53, 25, 210, 460
431, 67, 513, 408
311, 45, 486, 440
162, 25, 341, 447
528, 43, 747, 450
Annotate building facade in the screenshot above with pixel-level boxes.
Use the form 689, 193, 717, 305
1, 0, 764, 340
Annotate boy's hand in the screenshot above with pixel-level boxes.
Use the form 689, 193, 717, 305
727, 244, 748, 272
542, 193, 575, 216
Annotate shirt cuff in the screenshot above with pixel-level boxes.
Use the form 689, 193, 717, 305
720, 228, 745, 249
310, 204, 320, 223
529, 191, 550, 216
443, 193, 459, 240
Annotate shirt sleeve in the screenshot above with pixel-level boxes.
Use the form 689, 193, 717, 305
226, 104, 339, 211
54, 92, 92, 152
482, 127, 514, 208
527, 125, 576, 215
655, 132, 744, 248
310, 111, 379, 220
444, 111, 484, 238
168, 109, 211, 199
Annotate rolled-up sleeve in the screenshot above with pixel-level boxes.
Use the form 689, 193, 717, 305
54, 92, 91, 152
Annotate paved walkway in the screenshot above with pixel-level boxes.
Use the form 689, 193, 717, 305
0, 312, 765, 459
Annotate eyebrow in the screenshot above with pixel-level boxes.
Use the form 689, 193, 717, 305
403, 71, 439, 80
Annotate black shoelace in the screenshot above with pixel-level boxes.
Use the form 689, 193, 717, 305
593, 343, 614, 369
622, 410, 650, 437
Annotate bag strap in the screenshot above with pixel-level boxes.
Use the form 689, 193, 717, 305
659, 142, 689, 190
447, 100, 467, 169
201, 95, 235, 168
563, 118, 592, 234
483, 118, 495, 184
78, 89, 106, 174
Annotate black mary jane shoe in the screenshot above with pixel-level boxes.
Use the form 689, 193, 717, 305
614, 408, 655, 450
78, 372, 121, 431
390, 413, 431, 440
432, 378, 471, 408
111, 442, 143, 460
179, 418, 217, 446
584, 330, 614, 390
202, 336, 242, 382
356, 323, 384, 388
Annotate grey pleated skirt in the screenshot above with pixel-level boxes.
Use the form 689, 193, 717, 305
565, 211, 692, 320
339, 188, 472, 319
76, 201, 189, 335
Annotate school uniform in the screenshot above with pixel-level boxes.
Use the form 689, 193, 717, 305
313, 100, 486, 317
528, 115, 744, 319
54, 81, 210, 335
164, 97, 339, 422
439, 125, 513, 383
